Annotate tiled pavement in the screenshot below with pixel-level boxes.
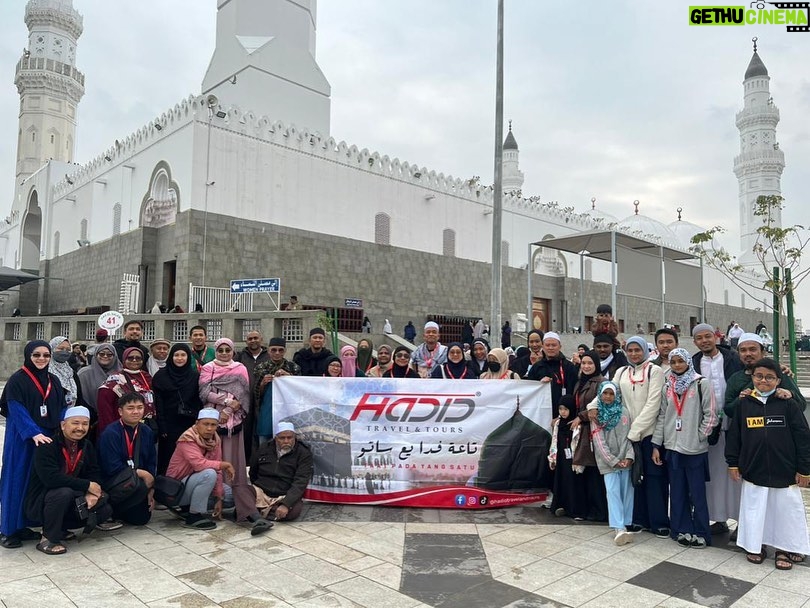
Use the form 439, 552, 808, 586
0, 499, 808, 608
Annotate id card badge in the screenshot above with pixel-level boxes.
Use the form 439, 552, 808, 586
564, 448, 573, 459
144, 391, 154, 405
65, 393, 74, 407
675, 418, 683, 431
561, 387, 567, 396
127, 459, 135, 469
39, 404, 48, 418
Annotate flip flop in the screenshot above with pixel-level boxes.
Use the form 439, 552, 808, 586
746, 548, 766, 564
775, 551, 793, 570
788, 553, 805, 563
36, 540, 67, 555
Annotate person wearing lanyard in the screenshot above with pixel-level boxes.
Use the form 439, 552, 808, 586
0, 340, 66, 549
652, 348, 717, 549
410, 321, 448, 378
525, 332, 578, 418
431, 343, 476, 379
98, 393, 157, 527
23, 406, 115, 555
96, 347, 155, 435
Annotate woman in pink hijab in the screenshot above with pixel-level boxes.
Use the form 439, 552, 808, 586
340, 345, 366, 377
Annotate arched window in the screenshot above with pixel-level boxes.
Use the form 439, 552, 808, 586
53, 231, 60, 257
443, 228, 456, 257
374, 212, 390, 245
501, 240, 510, 266
113, 203, 121, 236
80, 218, 88, 241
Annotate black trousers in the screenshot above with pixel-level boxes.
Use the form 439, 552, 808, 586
42, 488, 113, 544
111, 479, 152, 526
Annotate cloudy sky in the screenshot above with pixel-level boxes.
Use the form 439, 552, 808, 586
0, 1, 808, 323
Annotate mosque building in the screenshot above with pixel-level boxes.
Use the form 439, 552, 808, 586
0, 0, 778, 337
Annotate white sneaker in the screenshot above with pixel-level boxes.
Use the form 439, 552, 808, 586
614, 529, 634, 546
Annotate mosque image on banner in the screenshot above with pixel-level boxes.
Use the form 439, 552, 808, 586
273, 376, 554, 508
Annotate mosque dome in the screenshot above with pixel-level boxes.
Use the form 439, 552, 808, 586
618, 207, 680, 246
584, 198, 619, 228
668, 217, 706, 249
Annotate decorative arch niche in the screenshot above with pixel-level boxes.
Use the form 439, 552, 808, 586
140, 161, 180, 228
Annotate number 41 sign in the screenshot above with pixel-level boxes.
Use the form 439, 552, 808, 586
98, 310, 124, 333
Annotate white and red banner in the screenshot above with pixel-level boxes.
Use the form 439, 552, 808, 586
273, 377, 553, 508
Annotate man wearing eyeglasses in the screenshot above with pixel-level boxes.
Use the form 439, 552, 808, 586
254, 338, 301, 446
236, 331, 270, 459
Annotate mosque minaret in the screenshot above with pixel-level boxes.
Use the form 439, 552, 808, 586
733, 37, 784, 265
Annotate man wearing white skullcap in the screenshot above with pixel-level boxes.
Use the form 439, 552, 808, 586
24, 405, 117, 555
526, 331, 578, 418
249, 421, 313, 521
410, 321, 448, 378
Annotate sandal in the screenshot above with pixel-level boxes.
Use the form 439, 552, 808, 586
775, 551, 793, 570
62, 531, 77, 541
788, 553, 805, 563
36, 540, 67, 555
746, 548, 767, 564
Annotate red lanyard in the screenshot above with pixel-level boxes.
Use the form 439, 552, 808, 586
121, 420, 139, 460
555, 362, 565, 385
628, 363, 650, 387
62, 446, 83, 475
424, 346, 437, 369
446, 366, 468, 379
22, 366, 52, 402
669, 385, 686, 418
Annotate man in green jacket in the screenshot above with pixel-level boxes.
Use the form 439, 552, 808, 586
724, 333, 806, 419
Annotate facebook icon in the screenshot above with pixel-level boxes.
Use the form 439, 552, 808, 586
454, 494, 466, 506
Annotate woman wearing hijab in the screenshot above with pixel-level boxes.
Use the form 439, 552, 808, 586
469, 338, 490, 377
324, 356, 342, 377
366, 344, 392, 377
153, 344, 203, 475
96, 346, 155, 435
0, 340, 66, 548
588, 335, 668, 537
340, 345, 366, 377
570, 350, 608, 522
199, 338, 268, 530
48, 336, 83, 410
77, 344, 121, 416
385, 346, 419, 378
478, 348, 520, 380
431, 343, 475, 379
356, 339, 376, 375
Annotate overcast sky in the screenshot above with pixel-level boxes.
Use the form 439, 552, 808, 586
0, 1, 808, 325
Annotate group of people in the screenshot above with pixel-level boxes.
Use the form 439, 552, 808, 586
2, 309, 808, 572
0, 321, 315, 556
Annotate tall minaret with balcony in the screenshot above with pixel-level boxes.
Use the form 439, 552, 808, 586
733, 38, 784, 265
14, 0, 85, 181
502, 121, 524, 195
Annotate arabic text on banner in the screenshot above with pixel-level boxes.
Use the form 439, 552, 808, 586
272, 377, 554, 508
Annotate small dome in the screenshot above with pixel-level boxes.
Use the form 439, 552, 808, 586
668, 219, 706, 249
587, 208, 619, 228
745, 51, 768, 79
618, 213, 680, 246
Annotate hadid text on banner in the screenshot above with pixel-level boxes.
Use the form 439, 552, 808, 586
273, 377, 554, 508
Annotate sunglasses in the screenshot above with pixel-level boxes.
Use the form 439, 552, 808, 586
269, 348, 285, 353
126, 356, 143, 361
216, 347, 232, 353
31, 353, 51, 359
97, 351, 113, 357
394, 353, 410, 359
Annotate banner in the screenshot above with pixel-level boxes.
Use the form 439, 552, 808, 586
273, 377, 553, 509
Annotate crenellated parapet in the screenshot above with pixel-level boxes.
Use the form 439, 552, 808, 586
53, 95, 605, 232
52, 95, 198, 198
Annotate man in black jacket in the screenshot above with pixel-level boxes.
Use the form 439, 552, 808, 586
25, 406, 116, 555
592, 333, 628, 380
525, 331, 577, 419
249, 422, 313, 521
293, 328, 333, 376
